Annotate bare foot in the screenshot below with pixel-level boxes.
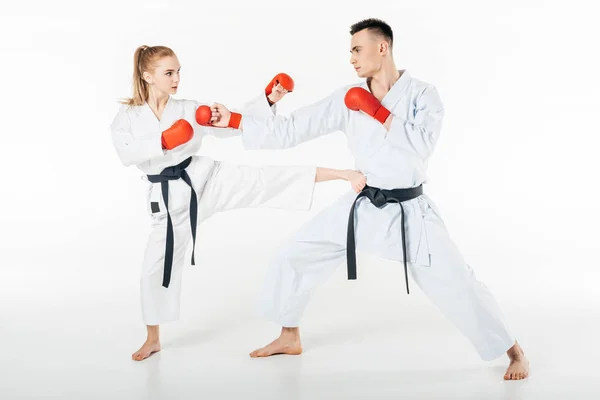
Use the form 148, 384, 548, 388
504, 341, 529, 380
132, 339, 161, 361
250, 328, 302, 358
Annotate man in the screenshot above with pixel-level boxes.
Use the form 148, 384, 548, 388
212, 18, 529, 380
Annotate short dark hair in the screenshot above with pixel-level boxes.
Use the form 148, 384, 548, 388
350, 18, 393, 47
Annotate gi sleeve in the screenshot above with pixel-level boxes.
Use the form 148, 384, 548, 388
385, 85, 445, 159
110, 105, 165, 167
239, 87, 348, 150
193, 93, 275, 139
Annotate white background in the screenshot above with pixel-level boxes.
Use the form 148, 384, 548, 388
1, 0, 599, 398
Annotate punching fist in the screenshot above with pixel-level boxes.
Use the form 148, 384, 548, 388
208, 103, 242, 129
161, 119, 193, 150
196, 104, 241, 129
266, 72, 294, 95
195, 105, 212, 126
266, 73, 294, 104
344, 87, 391, 125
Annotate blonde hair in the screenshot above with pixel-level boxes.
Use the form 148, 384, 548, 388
120, 45, 176, 106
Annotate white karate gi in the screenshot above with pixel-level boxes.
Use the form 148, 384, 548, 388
240, 71, 515, 361
110, 94, 316, 325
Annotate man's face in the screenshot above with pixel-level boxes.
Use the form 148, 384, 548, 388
349, 29, 388, 78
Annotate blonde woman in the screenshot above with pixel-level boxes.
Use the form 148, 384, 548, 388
111, 45, 367, 361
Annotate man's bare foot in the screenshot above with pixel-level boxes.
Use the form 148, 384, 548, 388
504, 341, 529, 380
249, 327, 302, 358
132, 339, 161, 361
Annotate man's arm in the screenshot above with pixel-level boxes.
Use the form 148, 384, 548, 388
212, 86, 349, 150
383, 86, 444, 159
194, 74, 294, 138
347, 85, 444, 159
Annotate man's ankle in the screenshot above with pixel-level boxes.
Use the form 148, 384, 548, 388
282, 327, 299, 336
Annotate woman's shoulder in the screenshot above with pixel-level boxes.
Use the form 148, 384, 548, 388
117, 102, 147, 118
110, 102, 144, 129
171, 97, 204, 108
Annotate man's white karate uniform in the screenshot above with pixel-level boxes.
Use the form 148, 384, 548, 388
240, 71, 515, 361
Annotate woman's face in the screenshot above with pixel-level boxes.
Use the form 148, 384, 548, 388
144, 56, 181, 96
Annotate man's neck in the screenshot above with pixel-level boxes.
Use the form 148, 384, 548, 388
368, 64, 402, 97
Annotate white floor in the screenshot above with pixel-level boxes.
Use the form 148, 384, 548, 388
2, 208, 599, 400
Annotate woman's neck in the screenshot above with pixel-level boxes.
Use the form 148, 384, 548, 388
146, 90, 169, 121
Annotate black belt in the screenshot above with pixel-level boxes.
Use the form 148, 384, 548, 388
147, 157, 198, 288
346, 184, 423, 294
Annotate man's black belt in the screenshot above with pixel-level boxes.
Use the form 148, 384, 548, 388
346, 184, 423, 294
147, 156, 198, 288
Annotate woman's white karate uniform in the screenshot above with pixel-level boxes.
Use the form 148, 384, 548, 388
110, 94, 316, 325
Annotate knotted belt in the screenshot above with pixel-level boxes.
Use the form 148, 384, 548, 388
147, 156, 198, 288
346, 184, 423, 294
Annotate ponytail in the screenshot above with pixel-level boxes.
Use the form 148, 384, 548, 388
120, 45, 175, 106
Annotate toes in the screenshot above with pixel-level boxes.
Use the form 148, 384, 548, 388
257, 349, 269, 357
250, 349, 263, 358
132, 348, 151, 361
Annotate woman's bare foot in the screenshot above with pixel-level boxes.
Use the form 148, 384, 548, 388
132, 339, 161, 361
250, 327, 302, 358
132, 325, 160, 361
504, 341, 529, 380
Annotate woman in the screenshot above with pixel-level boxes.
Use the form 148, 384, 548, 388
110, 45, 367, 361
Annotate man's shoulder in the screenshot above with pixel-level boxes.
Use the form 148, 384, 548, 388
324, 81, 366, 102
405, 72, 438, 95
402, 71, 431, 87
333, 81, 364, 93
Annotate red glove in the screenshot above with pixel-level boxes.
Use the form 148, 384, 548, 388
161, 119, 193, 150
195, 105, 212, 126
265, 73, 295, 96
344, 87, 391, 125
227, 112, 242, 129
195, 104, 241, 130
